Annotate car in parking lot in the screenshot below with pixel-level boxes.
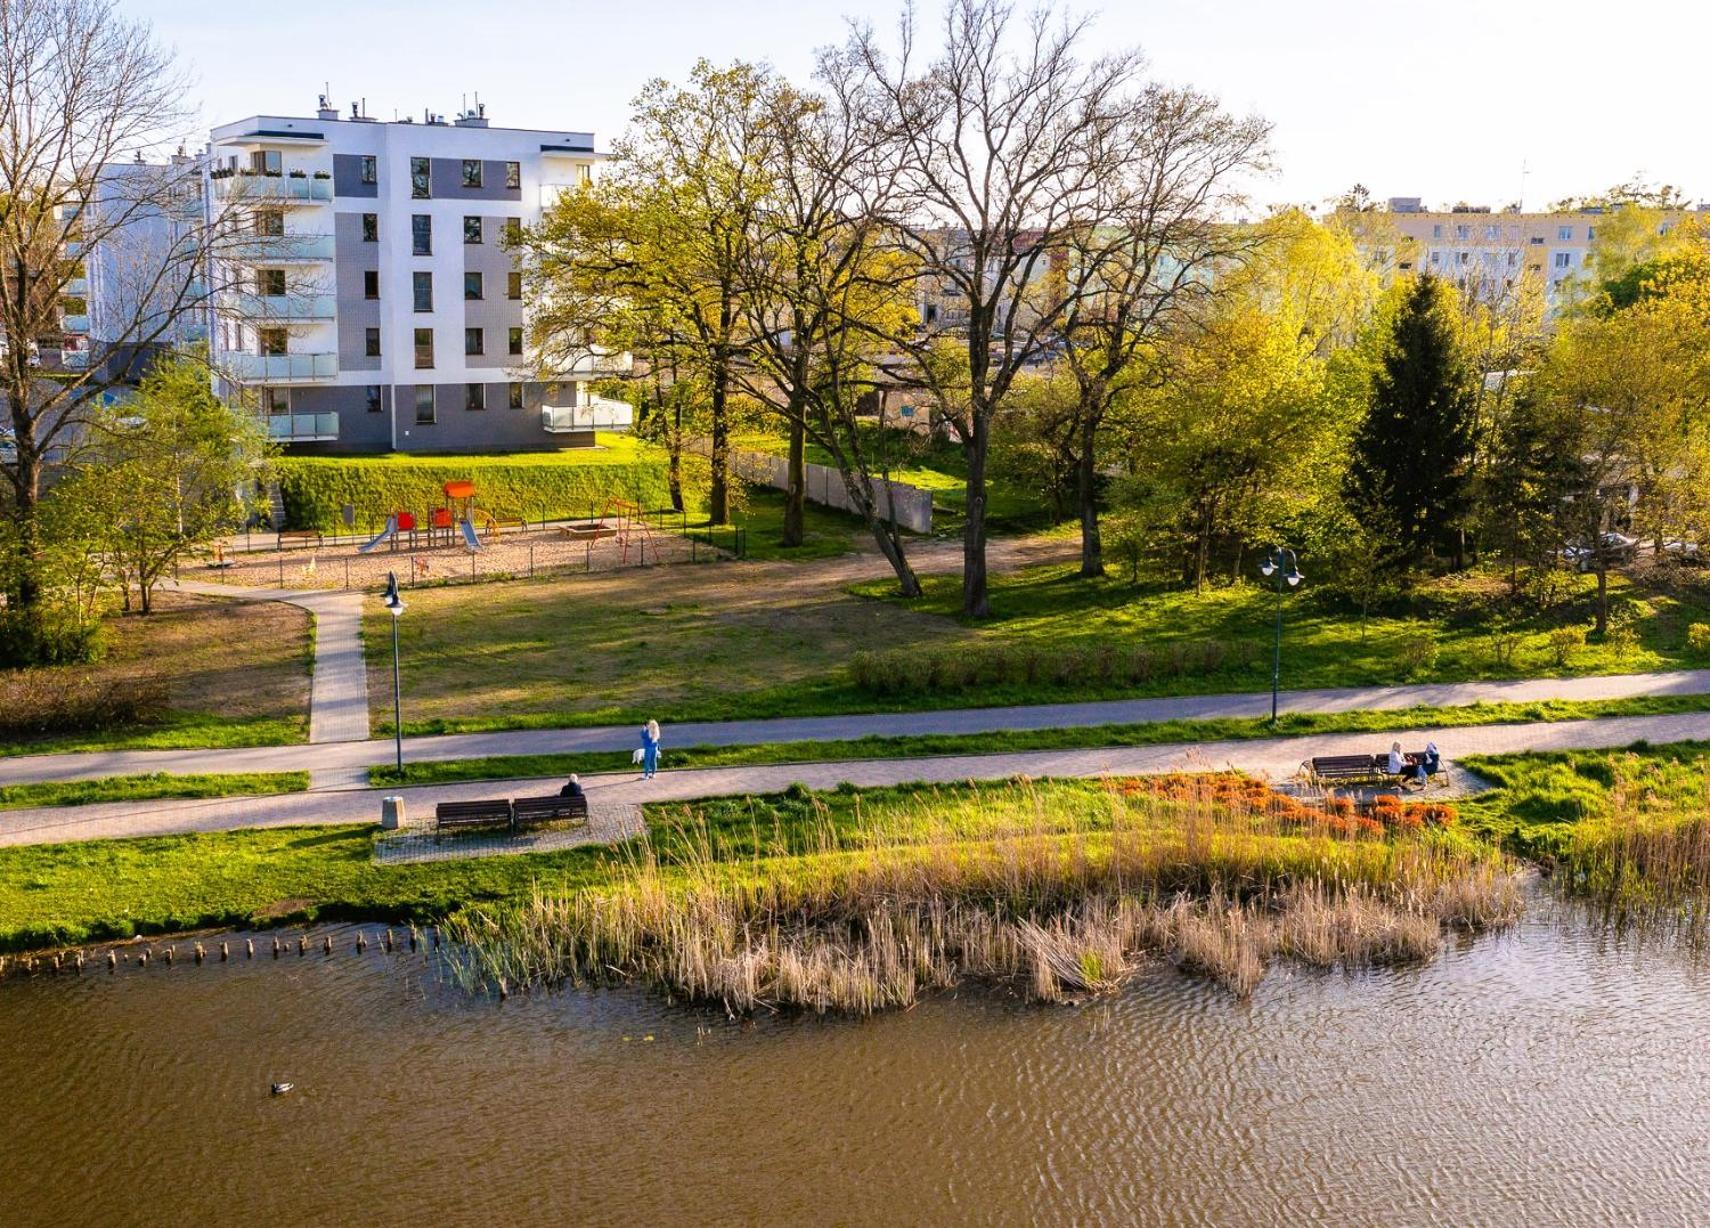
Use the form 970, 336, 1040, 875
1561, 531, 1638, 571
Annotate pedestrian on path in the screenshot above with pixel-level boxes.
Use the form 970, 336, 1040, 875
640, 719, 661, 780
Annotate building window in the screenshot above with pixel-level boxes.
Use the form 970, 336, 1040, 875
507, 271, 522, 300
1454, 224, 1469, 240
365, 385, 383, 414
464, 271, 483, 301
463, 215, 482, 245
256, 268, 286, 296
503, 217, 522, 244
465, 327, 484, 356
250, 150, 282, 175
360, 155, 377, 185
255, 210, 285, 237
1529, 235, 1545, 245
466, 383, 486, 411
508, 382, 524, 409
1484, 225, 1500, 240
1457, 251, 1469, 266
1554, 252, 1572, 269
263, 386, 290, 413
259, 327, 288, 355
508, 326, 523, 356
412, 214, 431, 256
363, 269, 379, 300
364, 327, 381, 358
505, 161, 521, 190
413, 271, 433, 312
1431, 224, 1442, 239
415, 385, 435, 423
462, 159, 483, 189
577, 164, 591, 185
361, 213, 378, 242
1558, 225, 1574, 241
411, 156, 431, 198
415, 328, 434, 368
1587, 226, 1596, 241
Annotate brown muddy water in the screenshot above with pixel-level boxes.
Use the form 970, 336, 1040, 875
3, 902, 1708, 1227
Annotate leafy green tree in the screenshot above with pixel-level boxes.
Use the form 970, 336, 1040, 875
1344, 274, 1478, 568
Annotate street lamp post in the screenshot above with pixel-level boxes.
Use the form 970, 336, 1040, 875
1258, 546, 1303, 727
383, 571, 406, 775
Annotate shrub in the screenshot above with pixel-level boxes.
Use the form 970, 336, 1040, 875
275, 450, 673, 532
848, 640, 1257, 697
0, 670, 167, 736
1548, 624, 1586, 668
1397, 634, 1439, 677
1604, 623, 1639, 663
1687, 623, 1710, 656
1483, 628, 1524, 671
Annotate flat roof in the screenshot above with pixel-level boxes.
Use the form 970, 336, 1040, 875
211, 114, 597, 144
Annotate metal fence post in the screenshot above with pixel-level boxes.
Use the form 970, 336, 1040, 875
529, 543, 535, 578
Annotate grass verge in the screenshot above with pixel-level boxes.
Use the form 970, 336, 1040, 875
369, 690, 1710, 787
0, 772, 310, 811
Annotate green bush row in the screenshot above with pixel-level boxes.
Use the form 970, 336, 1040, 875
850, 640, 1259, 696
275, 456, 673, 531
0, 670, 167, 736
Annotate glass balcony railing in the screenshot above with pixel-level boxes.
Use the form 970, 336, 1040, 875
63, 277, 88, 298
266, 412, 339, 441
222, 292, 336, 321
227, 352, 338, 381
541, 400, 634, 432
62, 314, 89, 334
61, 350, 90, 370
221, 233, 335, 263
211, 175, 333, 204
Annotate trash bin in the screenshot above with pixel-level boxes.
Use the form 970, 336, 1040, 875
380, 796, 405, 830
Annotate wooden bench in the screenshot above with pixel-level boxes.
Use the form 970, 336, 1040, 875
488, 517, 527, 539
275, 529, 324, 550
511, 794, 589, 829
1305, 754, 1398, 786
434, 798, 513, 839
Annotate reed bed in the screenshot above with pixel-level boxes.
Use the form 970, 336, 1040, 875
443, 775, 1523, 1013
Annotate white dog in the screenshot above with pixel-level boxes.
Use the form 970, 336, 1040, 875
632, 748, 646, 766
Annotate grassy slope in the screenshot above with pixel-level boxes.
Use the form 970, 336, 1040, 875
368, 691, 1710, 787
0, 593, 314, 757
0, 772, 309, 811
374, 551, 1710, 736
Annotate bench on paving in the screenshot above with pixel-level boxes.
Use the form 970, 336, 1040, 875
276, 528, 324, 550
511, 794, 589, 829
1304, 754, 1399, 786
434, 798, 514, 839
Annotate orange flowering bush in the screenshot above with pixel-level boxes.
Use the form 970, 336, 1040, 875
1112, 773, 1455, 836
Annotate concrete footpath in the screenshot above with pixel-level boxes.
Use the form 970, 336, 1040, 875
7, 665, 1710, 788
4, 707, 1707, 849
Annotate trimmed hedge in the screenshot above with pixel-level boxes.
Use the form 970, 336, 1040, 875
275, 450, 673, 531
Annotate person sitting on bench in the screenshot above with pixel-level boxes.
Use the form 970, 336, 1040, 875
1388, 741, 1428, 790
558, 774, 584, 800
1420, 742, 1441, 782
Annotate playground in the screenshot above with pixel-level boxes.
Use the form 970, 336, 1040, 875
195, 484, 711, 592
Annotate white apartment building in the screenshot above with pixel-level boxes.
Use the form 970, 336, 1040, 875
203, 97, 620, 452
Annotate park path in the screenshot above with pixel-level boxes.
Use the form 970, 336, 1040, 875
166, 580, 369, 746
3, 707, 1709, 848
6, 664, 1710, 788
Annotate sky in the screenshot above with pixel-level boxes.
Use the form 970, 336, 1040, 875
141, 0, 1705, 213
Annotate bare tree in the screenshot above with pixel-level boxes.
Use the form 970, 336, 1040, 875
0, 0, 219, 655
842, 0, 1146, 617
730, 61, 926, 592
1055, 86, 1270, 576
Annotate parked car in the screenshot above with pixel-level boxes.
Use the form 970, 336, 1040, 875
1561, 532, 1638, 572
0, 433, 14, 466
1660, 539, 1702, 562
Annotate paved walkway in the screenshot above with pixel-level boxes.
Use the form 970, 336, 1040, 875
3, 707, 1707, 848
167, 580, 369, 745
7, 665, 1710, 788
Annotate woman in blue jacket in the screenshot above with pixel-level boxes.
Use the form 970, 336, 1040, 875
640, 719, 661, 780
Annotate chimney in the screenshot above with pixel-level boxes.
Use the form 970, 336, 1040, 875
316, 92, 338, 122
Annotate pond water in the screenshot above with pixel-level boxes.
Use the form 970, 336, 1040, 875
3, 903, 1708, 1227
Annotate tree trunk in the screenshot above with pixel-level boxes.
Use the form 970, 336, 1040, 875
1595, 561, 1609, 635
783, 412, 805, 547
961, 413, 991, 619
709, 374, 730, 525
1076, 417, 1102, 578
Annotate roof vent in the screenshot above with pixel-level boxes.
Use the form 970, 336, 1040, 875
316, 92, 338, 122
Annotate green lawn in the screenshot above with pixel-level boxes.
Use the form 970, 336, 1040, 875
370, 548, 1710, 736
0, 772, 309, 811
0, 592, 313, 757
687, 488, 872, 562
369, 691, 1710, 788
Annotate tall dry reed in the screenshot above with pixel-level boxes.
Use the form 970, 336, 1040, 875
444, 776, 1523, 1013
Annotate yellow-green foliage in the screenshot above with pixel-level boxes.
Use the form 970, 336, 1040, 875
275, 439, 671, 530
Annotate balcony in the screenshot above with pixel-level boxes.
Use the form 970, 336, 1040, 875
61, 350, 89, 370
62, 314, 89, 334
266, 411, 339, 442
63, 240, 82, 259
222, 292, 336, 321
211, 174, 334, 204
63, 277, 88, 298
542, 397, 633, 433
227, 351, 338, 381
221, 233, 335, 263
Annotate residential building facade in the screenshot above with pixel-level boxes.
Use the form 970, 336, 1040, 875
203, 98, 622, 452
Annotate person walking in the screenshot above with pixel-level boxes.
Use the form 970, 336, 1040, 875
640, 719, 661, 780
